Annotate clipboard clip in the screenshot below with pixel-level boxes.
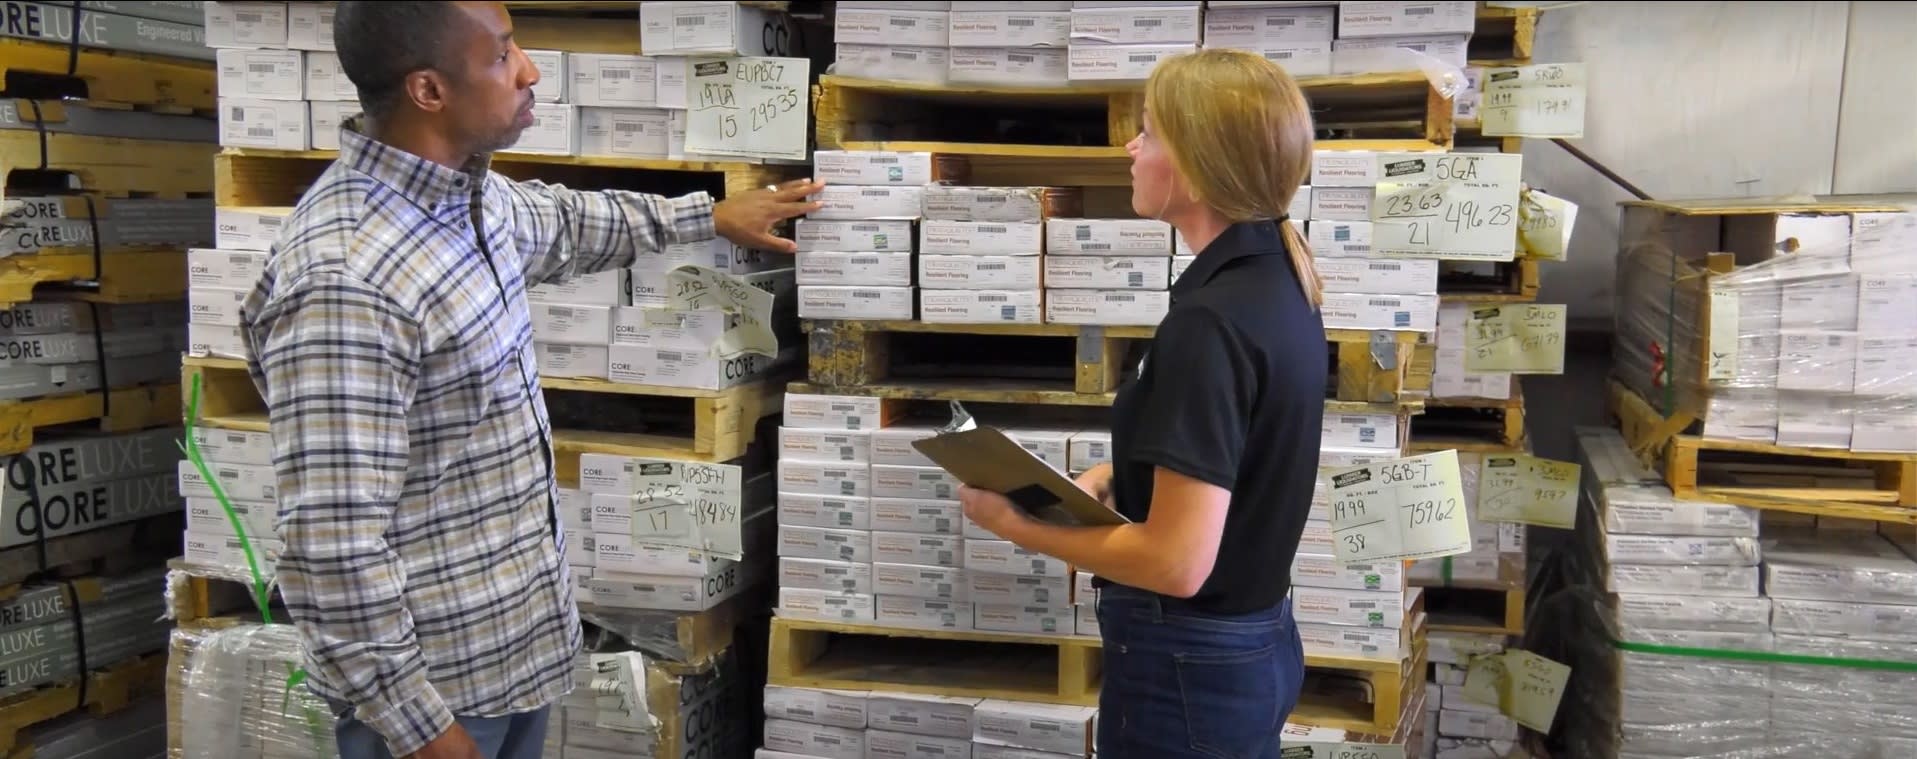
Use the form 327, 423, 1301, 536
938, 400, 978, 434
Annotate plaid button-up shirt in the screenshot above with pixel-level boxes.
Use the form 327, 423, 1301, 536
240, 118, 714, 756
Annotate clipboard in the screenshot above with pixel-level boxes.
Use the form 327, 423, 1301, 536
912, 427, 1131, 528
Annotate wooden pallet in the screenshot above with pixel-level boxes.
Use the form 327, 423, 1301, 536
0, 653, 167, 755
1608, 379, 1917, 523
212, 147, 804, 208
769, 616, 1424, 734
0, 39, 215, 112
1468, 5, 1541, 66
0, 383, 181, 458
1439, 258, 1542, 303
807, 320, 1430, 406
1, 130, 213, 197
813, 74, 1448, 187
184, 354, 786, 466
0, 251, 188, 309
1413, 387, 1527, 449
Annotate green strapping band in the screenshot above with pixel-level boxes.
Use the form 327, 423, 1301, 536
1613, 640, 1917, 672
1441, 556, 1453, 585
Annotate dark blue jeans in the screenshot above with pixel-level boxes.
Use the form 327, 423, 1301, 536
325, 696, 550, 759
1095, 585, 1305, 759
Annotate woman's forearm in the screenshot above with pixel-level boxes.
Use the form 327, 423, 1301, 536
996, 517, 1208, 598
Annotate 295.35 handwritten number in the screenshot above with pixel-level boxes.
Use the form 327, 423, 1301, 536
719, 86, 802, 139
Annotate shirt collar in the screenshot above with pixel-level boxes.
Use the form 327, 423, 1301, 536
1172, 219, 1286, 297
337, 115, 491, 209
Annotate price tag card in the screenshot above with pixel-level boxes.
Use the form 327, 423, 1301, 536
1370, 153, 1523, 262
1326, 449, 1473, 563
1477, 454, 1579, 529
665, 264, 779, 359
630, 462, 698, 546
1462, 649, 1572, 733
1482, 63, 1587, 139
1460, 650, 1508, 710
1464, 304, 1566, 374
681, 462, 746, 559
686, 57, 810, 161
1706, 287, 1740, 381
1517, 188, 1577, 261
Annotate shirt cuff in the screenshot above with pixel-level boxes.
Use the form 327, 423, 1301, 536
668, 191, 717, 245
364, 675, 456, 758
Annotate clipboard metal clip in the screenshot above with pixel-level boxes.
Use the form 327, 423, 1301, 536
938, 400, 978, 434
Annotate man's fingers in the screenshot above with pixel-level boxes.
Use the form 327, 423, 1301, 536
743, 229, 799, 254
775, 179, 827, 202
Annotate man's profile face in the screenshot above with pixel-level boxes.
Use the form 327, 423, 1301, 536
441, 2, 542, 154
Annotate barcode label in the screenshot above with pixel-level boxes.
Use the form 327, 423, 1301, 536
978, 263, 1006, 271
870, 156, 899, 164
980, 295, 1009, 303
1372, 262, 1402, 271
1350, 601, 1378, 610
1407, 6, 1436, 15
861, 189, 891, 197
891, 51, 921, 61
246, 127, 277, 138
1128, 54, 1158, 64
229, 106, 245, 120
659, 350, 685, 362
1080, 242, 1111, 251
851, 224, 881, 231
1009, 53, 1035, 63
1009, 18, 1035, 27
1404, 43, 1428, 52
1270, 18, 1297, 27
1268, 51, 1295, 60
1106, 294, 1136, 303
549, 345, 573, 356
853, 291, 882, 299
1134, 19, 1163, 27
615, 121, 644, 133
236, 12, 263, 23
1074, 226, 1092, 240
604, 68, 633, 81
1368, 298, 1402, 307
850, 256, 882, 265
889, 18, 919, 27
980, 225, 1008, 233
247, 63, 279, 74
677, 15, 707, 26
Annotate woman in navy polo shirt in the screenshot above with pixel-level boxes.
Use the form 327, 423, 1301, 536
959, 49, 1328, 759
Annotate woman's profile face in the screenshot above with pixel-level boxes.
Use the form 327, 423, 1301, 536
1126, 111, 1186, 221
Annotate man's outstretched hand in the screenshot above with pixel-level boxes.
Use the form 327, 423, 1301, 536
714, 178, 827, 254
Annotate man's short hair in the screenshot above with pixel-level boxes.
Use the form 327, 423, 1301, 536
333, 2, 468, 121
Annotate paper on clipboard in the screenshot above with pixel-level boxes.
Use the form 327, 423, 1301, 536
911, 426, 1130, 528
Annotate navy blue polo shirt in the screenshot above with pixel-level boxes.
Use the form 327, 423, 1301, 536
1102, 219, 1328, 614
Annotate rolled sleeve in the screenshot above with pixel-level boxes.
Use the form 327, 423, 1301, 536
502, 176, 716, 284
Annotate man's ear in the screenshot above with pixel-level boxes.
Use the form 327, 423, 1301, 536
405, 70, 450, 114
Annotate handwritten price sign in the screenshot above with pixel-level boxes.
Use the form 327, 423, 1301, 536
622, 460, 747, 559
1326, 449, 1473, 564
1518, 188, 1578, 261
1477, 454, 1580, 529
686, 57, 810, 161
1482, 63, 1587, 139
665, 264, 779, 359
1371, 153, 1523, 262
1463, 649, 1572, 733
1464, 304, 1566, 374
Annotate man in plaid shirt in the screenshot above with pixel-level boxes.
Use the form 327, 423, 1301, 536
239, 4, 823, 758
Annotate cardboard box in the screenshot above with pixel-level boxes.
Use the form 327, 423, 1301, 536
1299, 620, 1404, 661
949, 47, 1072, 86
500, 103, 578, 156
1068, 43, 1198, 81
836, 8, 951, 47
779, 427, 872, 465
188, 287, 247, 327
763, 687, 870, 731
287, 2, 335, 51
779, 460, 872, 498
950, 11, 1071, 48
870, 426, 942, 467
1337, 1, 1477, 38
188, 324, 248, 360
1291, 553, 1406, 592
870, 497, 964, 535
1068, 431, 1111, 473
867, 693, 980, 740
205, 2, 289, 49
217, 48, 304, 100
1307, 220, 1374, 258
586, 559, 757, 612
1317, 257, 1438, 295
811, 186, 927, 221
219, 98, 308, 150
187, 248, 267, 290
779, 525, 874, 564
1045, 256, 1170, 290
779, 557, 874, 595
1203, 5, 1336, 47
1323, 411, 1402, 450
920, 289, 1044, 324
567, 54, 663, 107
605, 344, 794, 390
968, 571, 1070, 607
640, 1, 787, 56
812, 151, 961, 187
1859, 274, 1917, 336
966, 540, 1068, 577
797, 251, 915, 288
307, 100, 357, 151
798, 219, 916, 253
866, 730, 972, 759
528, 270, 628, 307
777, 493, 872, 531
836, 44, 950, 83
1333, 34, 1470, 73
1070, 6, 1202, 45
763, 719, 865, 759
529, 303, 613, 345
1043, 289, 1171, 326
975, 604, 1074, 635
1044, 218, 1175, 255
876, 596, 975, 631
1310, 186, 1375, 222
1171, 255, 1196, 284
635, 236, 783, 276
1311, 150, 1381, 187
920, 221, 1045, 256
578, 107, 673, 159
303, 51, 360, 102
1320, 292, 1439, 332
1290, 585, 1409, 628
871, 465, 962, 501
800, 286, 917, 320
919, 255, 1042, 290
973, 700, 1098, 756
873, 532, 964, 568
1004, 428, 1074, 472
214, 207, 289, 251
873, 562, 968, 601
534, 342, 608, 379
784, 393, 899, 431
924, 187, 1081, 223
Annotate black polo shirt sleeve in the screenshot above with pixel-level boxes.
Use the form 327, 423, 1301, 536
1129, 305, 1257, 492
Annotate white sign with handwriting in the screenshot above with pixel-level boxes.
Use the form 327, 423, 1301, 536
666, 264, 779, 359
1371, 153, 1523, 262
621, 460, 746, 559
1482, 63, 1587, 139
1326, 450, 1473, 563
1518, 188, 1577, 261
1477, 453, 1579, 529
686, 57, 809, 161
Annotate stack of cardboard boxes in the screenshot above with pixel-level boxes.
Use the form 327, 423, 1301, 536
797, 151, 936, 321
1067, 1, 1203, 83
763, 687, 1099, 759
1043, 218, 1174, 326
919, 187, 1072, 325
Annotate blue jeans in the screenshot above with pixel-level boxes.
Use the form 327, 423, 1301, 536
326, 697, 550, 759
1095, 586, 1305, 759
